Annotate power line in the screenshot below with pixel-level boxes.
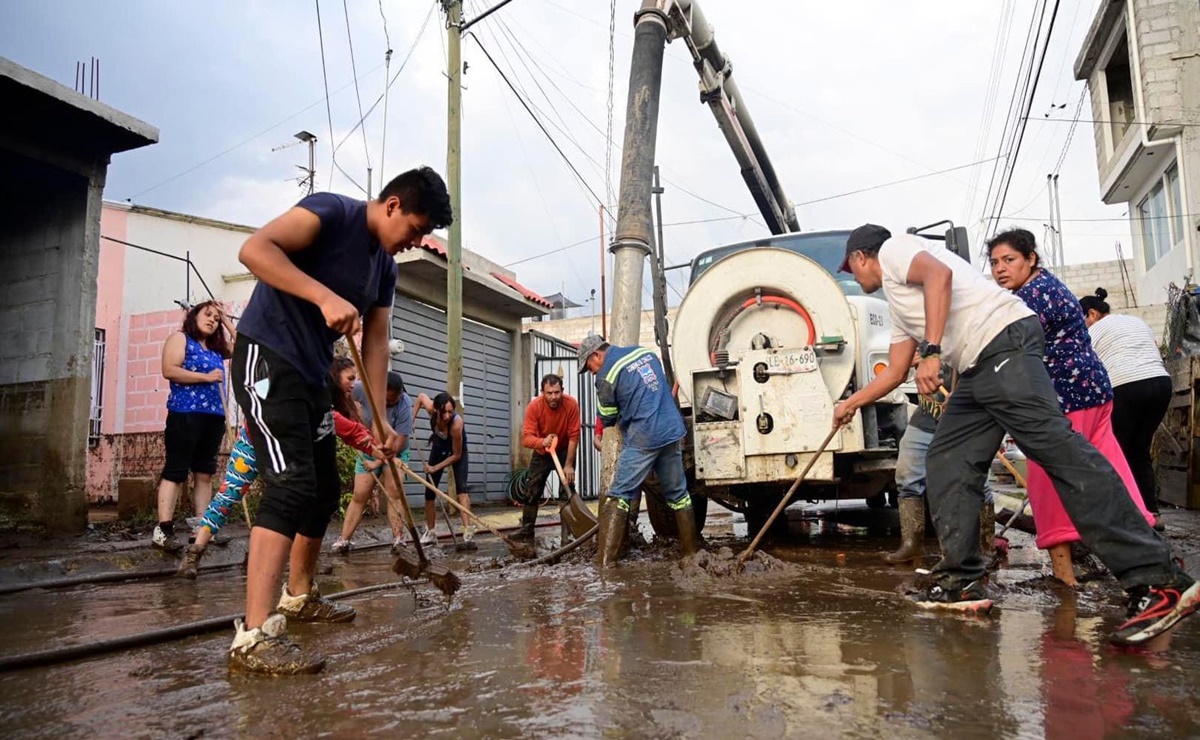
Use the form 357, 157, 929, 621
1051, 88, 1087, 175
314, 0, 339, 190
377, 0, 392, 50
1002, 212, 1198, 223
985, 0, 1062, 238
1029, 116, 1200, 127
795, 155, 1004, 208
964, 0, 1017, 221
125, 64, 387, 200
469, 31, 606, 207
977, 0, 1047, 237
343, 0, 373, 173
605, 0, 617, 212
334, 0, 436, 157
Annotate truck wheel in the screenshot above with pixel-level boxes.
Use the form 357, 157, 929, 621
745, 496, 788, 540
642, 473, 708, 539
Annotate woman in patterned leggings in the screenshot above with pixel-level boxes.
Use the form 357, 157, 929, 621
178, 357, 380, 578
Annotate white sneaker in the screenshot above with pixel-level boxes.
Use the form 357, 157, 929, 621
419, 526, 438, 546
390, 536, 406, 556
330, 538, 352, 555
151, 525, 184, 553
227, 614, 325, 675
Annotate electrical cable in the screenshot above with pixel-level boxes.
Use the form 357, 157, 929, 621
986, 0, 1062, 236
314, 0, 340, 190
976, 0, 1047, 238
343, 0, 373, 175
468, 31, 605, 207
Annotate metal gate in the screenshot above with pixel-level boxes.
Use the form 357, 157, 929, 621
391, 295, 513, 503
527, 330, 600, 499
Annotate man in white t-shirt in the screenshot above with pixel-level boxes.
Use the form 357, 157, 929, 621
831, 223, 1196, 645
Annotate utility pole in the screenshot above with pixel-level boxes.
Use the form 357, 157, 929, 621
444, 0, 464, 405
444, 0, 464, 501
1051, 174, 1064, 272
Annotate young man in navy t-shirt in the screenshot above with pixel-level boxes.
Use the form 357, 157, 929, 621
227, 167, 452, 675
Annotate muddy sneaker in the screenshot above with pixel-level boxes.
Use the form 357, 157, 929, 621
228, 614, 325, 675
914, 580, 993, 613
152, 525, 184, 553
210, 531, 232, 546
419, 526, 438, 546
276, 583, 356, 623
330, 538, 352, 555
176, 544, 206, 579
1110, 575, 1200, 646
390, 536, 407, 556
456, 524, 478, 552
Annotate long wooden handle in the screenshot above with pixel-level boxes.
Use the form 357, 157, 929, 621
547, 441, 573, 497
344, 340, 426, 558
995, 450, 1027, 488
737, 427, 839, 567
399, 462, 510, 540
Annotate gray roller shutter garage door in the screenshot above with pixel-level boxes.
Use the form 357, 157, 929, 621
391, 295, 512, 504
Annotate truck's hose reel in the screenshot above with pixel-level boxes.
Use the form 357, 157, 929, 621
708, 293, 816, 366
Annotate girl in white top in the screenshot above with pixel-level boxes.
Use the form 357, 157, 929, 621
1080, 288, 1171, 521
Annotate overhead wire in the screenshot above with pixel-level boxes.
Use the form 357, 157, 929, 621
605, 0, 617, 212
343, 0, 373, 175
468, 31, 606, 207
976, 0, 1047, 240
985, 0, 1062, 237
963, 0, 1017, 221
314, 0, 341, 190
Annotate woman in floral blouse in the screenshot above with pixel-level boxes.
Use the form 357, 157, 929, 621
988, 229, 1154, 585
152, 300, 235, 553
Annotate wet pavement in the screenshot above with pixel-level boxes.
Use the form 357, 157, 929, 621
2, 504, 1199, 739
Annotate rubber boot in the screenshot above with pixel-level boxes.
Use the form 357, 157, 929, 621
884, 497, 925, 564
674, 505, 699, 557
979, 503, 996, 559
514, 504, 538, 541
595, 499, 628, 568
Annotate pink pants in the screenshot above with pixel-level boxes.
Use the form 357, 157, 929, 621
1026, 401, 1155, 549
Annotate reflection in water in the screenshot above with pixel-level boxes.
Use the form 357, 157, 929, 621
1, 538, 1200, 737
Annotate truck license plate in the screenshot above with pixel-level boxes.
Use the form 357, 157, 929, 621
767, 347, 819, 374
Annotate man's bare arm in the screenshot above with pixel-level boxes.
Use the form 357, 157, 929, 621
238, 207, 360, 334
905, 252, 953, 347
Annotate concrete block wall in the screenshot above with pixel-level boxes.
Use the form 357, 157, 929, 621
1133, 0, 1193, 123
0, 158, 97, 531
1057, 258, 1169, 340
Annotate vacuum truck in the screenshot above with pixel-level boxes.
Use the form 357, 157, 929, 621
606, 0, 969, 537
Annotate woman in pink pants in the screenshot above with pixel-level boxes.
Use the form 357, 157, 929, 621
989, 228, 1153, 586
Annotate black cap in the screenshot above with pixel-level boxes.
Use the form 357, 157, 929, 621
839, 224, 892, 273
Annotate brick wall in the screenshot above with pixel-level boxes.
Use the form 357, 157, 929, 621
1134, 0, 1190, 123
123, 309, 180, 432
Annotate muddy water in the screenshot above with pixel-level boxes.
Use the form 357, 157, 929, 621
1, 508, 1199, 738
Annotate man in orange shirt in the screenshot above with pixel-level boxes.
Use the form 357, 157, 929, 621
517, 373, 581, 540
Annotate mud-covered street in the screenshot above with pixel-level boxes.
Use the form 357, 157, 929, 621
1, 503, 1199, 739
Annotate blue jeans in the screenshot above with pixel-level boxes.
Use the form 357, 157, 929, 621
896, 424, 992, 503
609, 440, 691, 512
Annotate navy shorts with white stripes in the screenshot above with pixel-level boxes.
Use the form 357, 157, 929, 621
231, 335, 340, 540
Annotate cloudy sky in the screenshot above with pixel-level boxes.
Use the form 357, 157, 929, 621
2, 0, 1132, 308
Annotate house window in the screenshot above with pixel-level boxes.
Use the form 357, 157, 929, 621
1166, 164, 1183, 245
1139, 162, 1187, 270
89, 328, 105, 447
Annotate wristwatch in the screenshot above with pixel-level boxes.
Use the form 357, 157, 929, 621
918, 341, 942, 359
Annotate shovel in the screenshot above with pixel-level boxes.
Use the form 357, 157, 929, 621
399, 463, 539, 560
736, 427, 839, 571
346, 340, 461, 598
547, 441, 597, 540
